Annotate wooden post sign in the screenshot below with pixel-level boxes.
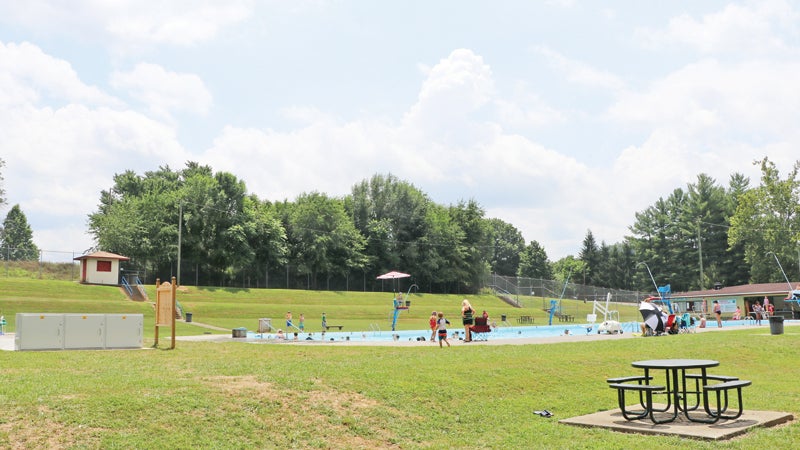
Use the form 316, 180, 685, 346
154, 277, 177, 349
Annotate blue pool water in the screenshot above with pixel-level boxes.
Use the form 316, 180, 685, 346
246, 318, 784, 343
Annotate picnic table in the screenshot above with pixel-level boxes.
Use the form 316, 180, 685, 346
324, 325, 344, 331
609, 359, 750, 424
516, 315, 533, 324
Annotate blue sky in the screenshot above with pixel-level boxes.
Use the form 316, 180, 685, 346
2, 0, 799, 262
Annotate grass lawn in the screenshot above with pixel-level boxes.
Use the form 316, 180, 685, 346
0, 278, 797, 448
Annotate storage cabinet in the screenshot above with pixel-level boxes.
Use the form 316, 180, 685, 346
15, 313, 143, 351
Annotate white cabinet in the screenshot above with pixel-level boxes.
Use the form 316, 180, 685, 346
64, 314, 106, 349
105, 314, 143, 348
15, 313, 143, 351
15, 314, 64, 351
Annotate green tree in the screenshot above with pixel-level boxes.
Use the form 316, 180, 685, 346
416, 203, 466, 292
722, 173, 751, 286
517, 240, 552, 279
551, 255, 585, 291
286, 192, 367, 289
628, 189, 689, 291
244, 195, 288, 283
348, 174, 432, 279
578, 230, 600, 285
487, 218, 525, 276
89, 162, 287, 286
678, 174, 731, 290
605, 242, 634, 290
729, 157, 800, 283
448, 199, 491, 292
89, 166, 180, 274
1, 204, 39, 260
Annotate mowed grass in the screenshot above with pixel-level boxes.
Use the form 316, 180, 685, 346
0, 278, 798, 449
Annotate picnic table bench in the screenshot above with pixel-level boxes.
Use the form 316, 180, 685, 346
608, 359, 751, 425
324, 325, 344, 331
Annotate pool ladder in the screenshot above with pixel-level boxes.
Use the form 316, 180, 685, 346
369, 323, 382, 336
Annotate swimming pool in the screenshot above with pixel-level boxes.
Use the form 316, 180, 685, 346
246, 319, 784, 343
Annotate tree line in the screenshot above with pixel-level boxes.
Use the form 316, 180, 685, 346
572, 157, 800, 293
3, 156, 799, 294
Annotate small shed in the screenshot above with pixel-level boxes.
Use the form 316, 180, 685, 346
74, 251, 130, 285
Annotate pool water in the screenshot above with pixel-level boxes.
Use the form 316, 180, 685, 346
246, 319, 785, 343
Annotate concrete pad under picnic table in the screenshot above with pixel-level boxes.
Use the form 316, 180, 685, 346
559, 404, 793, 441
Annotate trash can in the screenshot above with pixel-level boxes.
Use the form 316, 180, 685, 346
769, 316, 784, 335
501, 314, 507, 322
405, 300, 411, 307
232, 327, 247, 338
185, 312, 193, 323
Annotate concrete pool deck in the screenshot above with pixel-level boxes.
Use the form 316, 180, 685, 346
177, 320, 796, 346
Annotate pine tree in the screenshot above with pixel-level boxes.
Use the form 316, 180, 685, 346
1, 204, 39, 260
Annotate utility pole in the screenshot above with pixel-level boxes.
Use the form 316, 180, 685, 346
177, 202, 182, 286
697, 219, 704, 290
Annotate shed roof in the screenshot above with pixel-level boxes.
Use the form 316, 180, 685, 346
73, 251, 130, 261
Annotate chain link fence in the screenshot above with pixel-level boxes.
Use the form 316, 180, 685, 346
2, 248, 648, 306
1, 248, 81, 280
485, 274, 644, 310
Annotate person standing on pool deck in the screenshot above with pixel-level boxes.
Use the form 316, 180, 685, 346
286, 311, 293, 329
429, 311, 438, 342
712, 300, 722, 328
461, 299, 475, 342
436, 312, 451, 348
298, 313, 305, 332
321, 312, 327, 330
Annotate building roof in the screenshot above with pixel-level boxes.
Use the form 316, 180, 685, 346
73, 251, 130, 261
672, 282, 799, 300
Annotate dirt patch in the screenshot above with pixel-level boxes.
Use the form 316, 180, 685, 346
0, 405, 101, 449
200, 375, 412, 448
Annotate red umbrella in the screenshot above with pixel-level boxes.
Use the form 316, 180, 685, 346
376, 271, 411, 293
376, 271, 411, 280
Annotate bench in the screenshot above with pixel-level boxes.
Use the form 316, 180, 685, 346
606, 376, 655, 410
606, 375, 653, 384
682, 374, 739, 411
702, 379, 751, 421
608, 383, 666, 421
324, 325, 344, 331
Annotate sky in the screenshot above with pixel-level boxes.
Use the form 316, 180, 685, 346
2, 0, 800, 263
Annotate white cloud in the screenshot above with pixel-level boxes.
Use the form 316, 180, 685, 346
0, 1, 254, 49
534, 45, 626, 91
0, 44, 191, 253
5, 2, 800, 264
199, 49, 597, 259
110, 63, 212, 119
493, 84, 567, 128
0, 41, 121, 107
608, 59, 800, 136
403, 49, 496, 143
637, 0, 799, 55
